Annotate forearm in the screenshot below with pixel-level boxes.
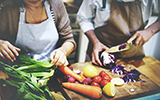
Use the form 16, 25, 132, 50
145, 20, 160, 36
85, 30, 100, 45
58, 41, 74, 56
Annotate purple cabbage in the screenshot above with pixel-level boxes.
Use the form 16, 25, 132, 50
99, 51, 144, 83
100, 52, 116, 69
119, 43, 127, 50
122, 69, 142, 83
111, 64, 127, 75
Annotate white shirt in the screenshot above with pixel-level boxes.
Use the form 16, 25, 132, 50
77, 0, 160, 33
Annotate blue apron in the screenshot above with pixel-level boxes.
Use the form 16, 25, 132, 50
15, 1, 59, 60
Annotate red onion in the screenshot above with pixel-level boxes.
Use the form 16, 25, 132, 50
68, 76, 75, 83
69, 67, 73, 70
83, 78, 92, 84
73, 69, 81, 75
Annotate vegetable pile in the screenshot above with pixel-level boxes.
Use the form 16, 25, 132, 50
59, 64, 114, 98
0, 55, 56, 100
100, 52, 143, 83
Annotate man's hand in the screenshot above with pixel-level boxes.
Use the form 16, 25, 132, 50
127, 29, 153, 46
92, 42, 109, 66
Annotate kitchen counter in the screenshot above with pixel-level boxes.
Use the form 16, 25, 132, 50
56, 56, 160, 100
0, 56, 160, 100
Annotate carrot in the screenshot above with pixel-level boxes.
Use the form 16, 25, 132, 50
58, 66, 85, 82
62, 82, 102, 99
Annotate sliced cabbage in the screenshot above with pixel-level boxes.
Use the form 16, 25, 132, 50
122, 69, 142, 83
100, 52, 116, 68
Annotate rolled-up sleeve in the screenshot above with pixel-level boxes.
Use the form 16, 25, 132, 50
77, 0, 95, 33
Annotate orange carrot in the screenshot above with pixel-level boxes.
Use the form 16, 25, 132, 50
62, 82, 102, 99
58, 66, 85, 82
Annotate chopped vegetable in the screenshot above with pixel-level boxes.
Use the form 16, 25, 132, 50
73, 69, 81, 74
99, 52, 144, 83
111, 64, 127, 75
119, 43, 127, 50
59, 66, 85, 82
122, 69, 142, 83
62, 82, 102, 99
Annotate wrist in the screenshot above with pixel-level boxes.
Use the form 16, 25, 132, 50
59, 47, 67, 56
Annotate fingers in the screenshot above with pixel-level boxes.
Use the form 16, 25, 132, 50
127, 33, 138, 44
0, 40, 20, 62
1, 49, 15, 62
0, 52, 5, 59
135, 35, 143, 46
92, 52, 102, 66
50, 49, 69, 66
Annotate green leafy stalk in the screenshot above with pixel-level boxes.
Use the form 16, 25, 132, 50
0, 61, 30, 81
0, 55, 56, 100
14, 55, 56, 73
44, 86, 55, 100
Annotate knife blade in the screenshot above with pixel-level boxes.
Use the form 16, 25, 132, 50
103, 42, 132, 53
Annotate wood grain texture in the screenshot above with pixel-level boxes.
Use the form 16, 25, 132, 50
61, 56, 160, 100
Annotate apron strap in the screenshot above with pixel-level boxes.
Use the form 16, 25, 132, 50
19, 6, 26, 23
102, 0, 106, 8
44, 1, 52, 19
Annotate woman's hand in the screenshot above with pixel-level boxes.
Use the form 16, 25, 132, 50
92, 42, 109, 66
0, 40, 21, 62
50, 48, 69, 66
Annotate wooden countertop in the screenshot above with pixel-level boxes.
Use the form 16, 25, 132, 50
116, 56, 160, 87
0, 56, 160, 100
58, 56, 160, 100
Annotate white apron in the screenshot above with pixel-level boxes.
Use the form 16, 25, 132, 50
15, 1, 59, 61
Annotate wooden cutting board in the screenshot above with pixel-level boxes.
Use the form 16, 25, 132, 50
60, 56, 160, 100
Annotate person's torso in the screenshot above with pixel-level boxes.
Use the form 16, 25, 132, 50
15, 1, 59, 60
92, 0, 153, 28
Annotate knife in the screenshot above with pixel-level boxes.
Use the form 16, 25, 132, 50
103, 42, 132, 53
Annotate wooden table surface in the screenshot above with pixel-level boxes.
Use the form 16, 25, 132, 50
57, 56, 160, 100
0, 56, 160, 100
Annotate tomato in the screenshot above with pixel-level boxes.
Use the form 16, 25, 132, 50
93, 75, 102, 83
91, 82, 101, 87
102, 74, 111, 81
101, 80, 110, 87
99, 70, 107, 77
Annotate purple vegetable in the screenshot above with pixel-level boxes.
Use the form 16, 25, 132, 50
68, 76, 75, 83
69, 67, 73, 70
122, 69, 142, 83
83, 78, 92, 84
100, 52, 116, 68
81, 80, 89, 85
73, 69, 81, 75
99, 50, 144, 83
111, 64, 127, 75
75, 81, 79, 84
119, 43, 127, 50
